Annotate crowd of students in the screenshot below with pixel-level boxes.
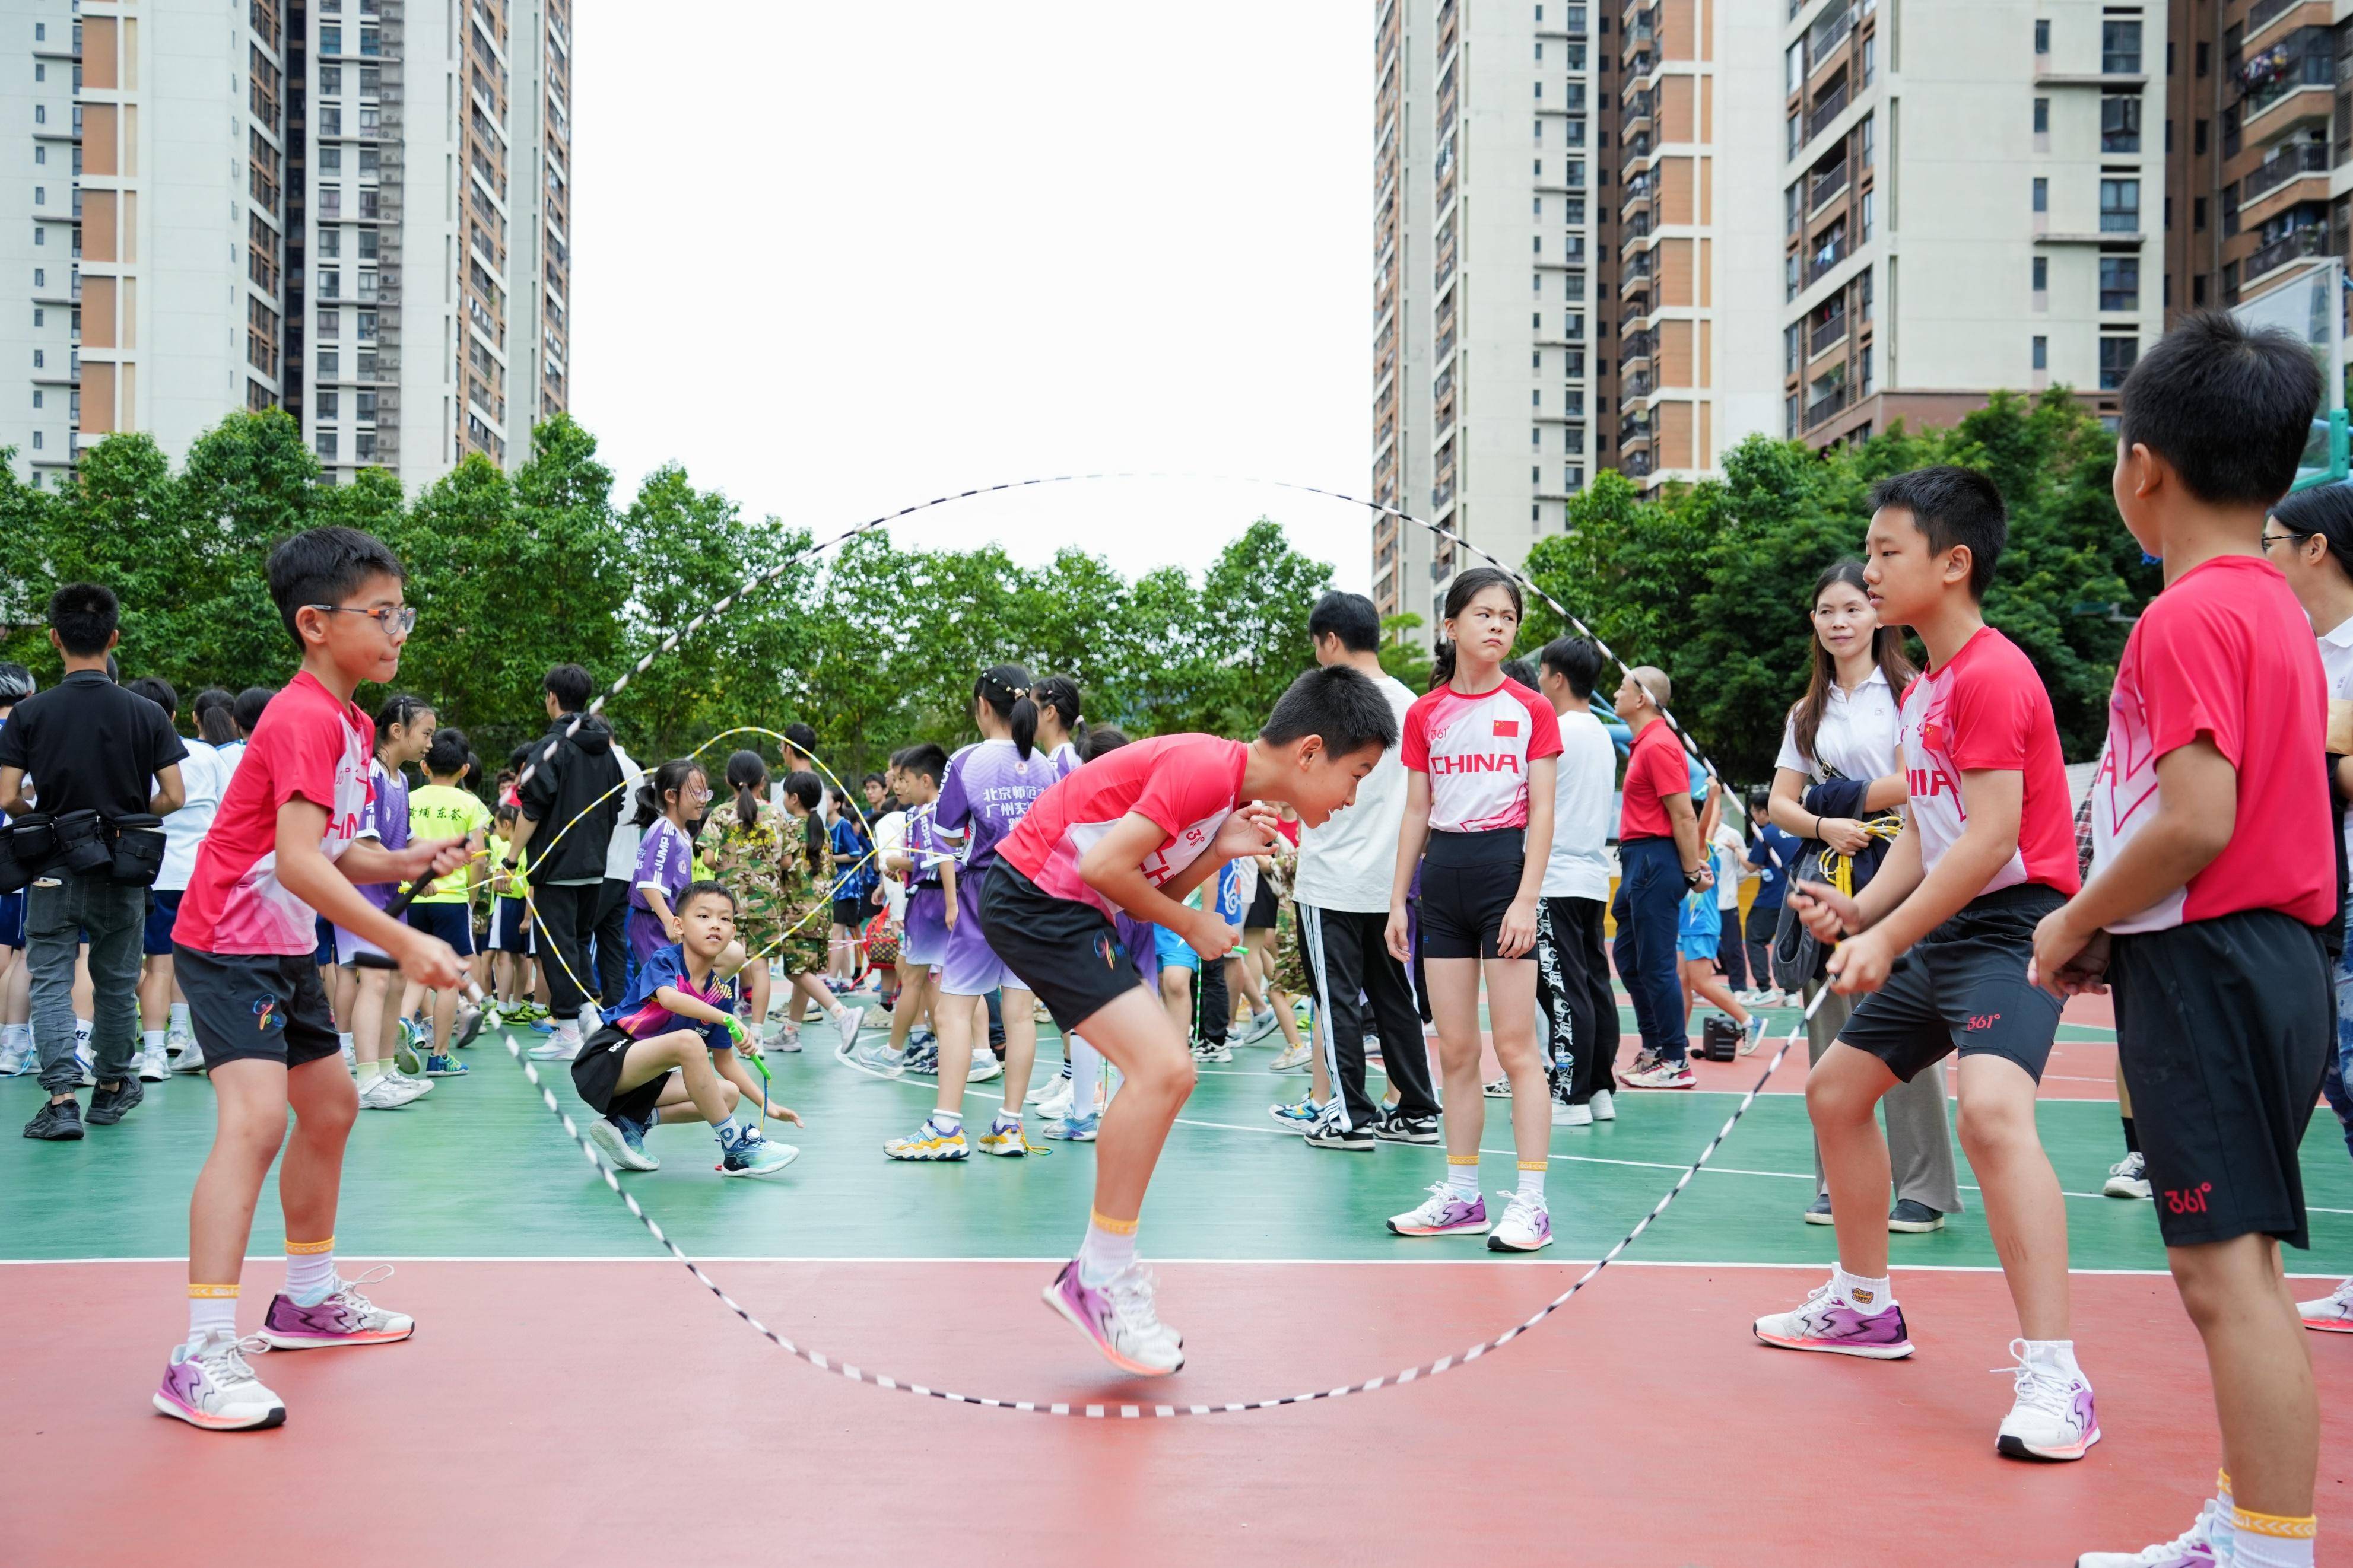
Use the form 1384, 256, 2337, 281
0, 312, 2345, 1564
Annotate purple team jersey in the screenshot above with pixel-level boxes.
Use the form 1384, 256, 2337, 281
628, 817, 695, 965
355, 759, 410, 914
935, 739, 1056, 995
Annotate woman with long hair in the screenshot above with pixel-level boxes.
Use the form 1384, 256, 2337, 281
1767, 558, 1960, 1232
2261, 484, 2353, 1334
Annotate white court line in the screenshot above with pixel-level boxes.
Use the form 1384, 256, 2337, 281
7, 1254, 2340, 1279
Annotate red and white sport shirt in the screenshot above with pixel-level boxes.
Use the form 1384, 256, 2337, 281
2090, 555, 2333, 934
1898, 628, 2080, 898
996, 734, 1247, 920
1399, 678, 1564, 834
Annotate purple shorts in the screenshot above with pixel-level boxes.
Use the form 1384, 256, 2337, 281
903, 886, 950, 969
937, 869, 1019, 997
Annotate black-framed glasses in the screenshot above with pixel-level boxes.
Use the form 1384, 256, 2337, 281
306, 603, 417, 636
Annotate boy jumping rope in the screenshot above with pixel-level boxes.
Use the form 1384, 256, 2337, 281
985, 666, 1397, 1374
2054, 313, 2332, 1568
1760, 466, 2097, 1463
156, 527, 469, 1431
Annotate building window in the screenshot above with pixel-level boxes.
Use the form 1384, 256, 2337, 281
2099, 255, 2139, 310
2100, 96, 2141, 153
2098, 336, 2139, 390
2192, 272, 2208, 306
2032, 256, 2049, 292
30, 389, 39, 408
2100, 178, 2141, 232
320, 145, 342, 173
31, 431, 41, 449
2193, 196, 2208, 231
2101, 20, 2141, 75
30, 308, 40, 327
2034, 18, 2050, 55
317, 431, 338, 461
2033, 98, 2049, 135
316, 390, 340, 419
321, 23, 341, 53
2193, 119, 2208, 155
319, 348, 339, 377
2032, 177, 2048, 214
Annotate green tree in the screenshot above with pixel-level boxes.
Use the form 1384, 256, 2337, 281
1377, 612, 1433, 691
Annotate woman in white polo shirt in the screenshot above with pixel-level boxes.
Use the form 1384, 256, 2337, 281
1768, 559, 1962, 1234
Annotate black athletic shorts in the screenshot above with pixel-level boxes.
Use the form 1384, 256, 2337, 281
173, 944, 344, 1071
1418, 828, 1525, 961
1244, 878, 1279, 931
570, 1022, 675, 1124
978, 861, 1147, 1035
830, 896, 864, 930
2111, 909, 2332, 1251
1838, 884, 2065, 1085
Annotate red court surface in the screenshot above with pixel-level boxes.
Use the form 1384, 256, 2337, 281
9, 1258, 2348, 1567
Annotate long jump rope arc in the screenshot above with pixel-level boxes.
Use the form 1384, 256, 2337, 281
389, 470, 1824, 1418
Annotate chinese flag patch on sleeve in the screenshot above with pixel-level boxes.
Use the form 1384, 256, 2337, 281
1494, 717, 1519, 737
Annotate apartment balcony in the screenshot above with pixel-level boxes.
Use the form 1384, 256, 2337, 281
1621, 48, 1655, 82
1807, 230, 1850, 283
1806, 381, 1850, 428
1620, 93, 1653, 139
1806, 79, 1850, 142
2240, 32, 2334, 139
1619, 301, 1653, 338
2245, 222, 2329, 287
1809, 156, 1850, 214
2240, 140, 2329, 205
1624, 451, 1655, 479
1621, 329, 1655, 366
1806, 1, 1856, 70
1809, 310, 1849, 358
1619, 412, 1652, 449
1622, 370, 1655, 399
1624, 249, 1656, 283
1622, 212, 1653, 244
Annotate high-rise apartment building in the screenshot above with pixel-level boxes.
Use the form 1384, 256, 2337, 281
2163, 0, 2349, 326
1781, 0, 2165, 446
1, 0, 569, 492
1371, 0, 1609, 632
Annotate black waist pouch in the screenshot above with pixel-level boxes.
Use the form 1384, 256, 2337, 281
109, 813, 166, 887
0, 811, 53, 895
52, 809, 112, 876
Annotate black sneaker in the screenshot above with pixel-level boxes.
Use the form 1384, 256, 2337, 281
1802, 1191, 1834, 1226
23, 1098, 84, 1140
1373, 1111, 1441, 1144
1303, 1121, 1376, 1151
1887, 1198, 1945, 1233
86, 1076, 146, 1125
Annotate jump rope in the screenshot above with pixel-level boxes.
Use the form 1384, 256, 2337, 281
371, 471, 1841, 1418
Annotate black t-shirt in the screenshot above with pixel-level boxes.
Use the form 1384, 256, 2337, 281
0, 669, 188, 819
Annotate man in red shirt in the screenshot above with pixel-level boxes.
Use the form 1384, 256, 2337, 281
153, 528, 468, 1435
1765, 466, 2097, 1467
2046, 314, 2330, 1568
1610, 666, 1711, 1090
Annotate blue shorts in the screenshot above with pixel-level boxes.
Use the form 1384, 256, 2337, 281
407, 900, 476, 958
0, 888, 24, 949
1154, 923, 1201, 974
313, 913, 336, 969
144, 889, 183, 958
488, 896, 534, 954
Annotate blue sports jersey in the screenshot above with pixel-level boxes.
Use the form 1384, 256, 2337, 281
602, 942, 739, 1051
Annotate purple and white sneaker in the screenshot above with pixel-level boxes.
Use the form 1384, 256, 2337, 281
1386, 1183, 1491, 1237
153, 1332, 285, 1430
258, 1265, 415, 1350
1487, 1192, 1553, 1252
2075, 1501, 2223, 1566
1751, 1279, 1914, 1359
1996, 1338, 2100, 1461
1041, 1260, 1184, 1376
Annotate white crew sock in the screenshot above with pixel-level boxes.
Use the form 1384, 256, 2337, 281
2022, 1338, 2082, 1381
169, 1002, 190, 1034
141, 1028, 165, 1057
5, 1021, 33, 1051
710, 1112, 747, 1149
284, 1237, 336, 1306
74, 1017, 91, 1044
358, 1060, 385, 1086
1445, 1156, 1480, 1198
2212, 1472, 2237, 1561
1516, 1161, 1547, 1205
1831, 1264, 1894, 1313
337, 1031, 354, 1055
1078, 1211, 1139, 1287
1069, 1032, 1103, 1114
186, 1284, 239, 1347
929, 1107, 964, 1134
2233, 1512, 2316, 1568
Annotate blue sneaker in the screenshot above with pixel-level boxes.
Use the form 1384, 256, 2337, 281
720, 1130, 799, 1178
393, 1020, 427, 1076
527, 1016, 556, 1035
588, 1112, 659, 1171
1269, 1096, 1320, 1130
423, 1054, 468, 1077
903, 1043, 939, 1076
1043, 1111, 1099, 1141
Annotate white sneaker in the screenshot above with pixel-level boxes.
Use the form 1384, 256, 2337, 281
385, 1066, 433, 1101
1588, 1088, 1616, 1121
967, 1047, 1003, 1083
153, 1332, 285, 1431
1241, 1007, 1280, 1044
1035, 1086, 1075, 1122
833, 1006, 863, 1051
358, 1074, 414, 1111
2297, 1275, 2353, 1333
1994, 1340, 2100, 1462
339, 1035, 357, 1075
74, 1038, 96, 1086
1621, 1058, 1695, 1090
1481, 1076, 1513, 1099
0, 1034, 30, 1075
1487, 1191, 1554, 1252
2073, 1501, 2224, 1567
1190, 1039, 1233, 1064
528, 1029, 582, 1062
2103, 1151, 2152, 1200
139, 1044, 170, 1082
1553, 1097, 1593, 1127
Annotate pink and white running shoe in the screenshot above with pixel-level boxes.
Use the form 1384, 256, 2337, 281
153, 1332, 285, 1431
1041, 1260, 1183, 1376
258, 1265, 415, 1350
1386, 1184, 1491, 1237
1752, 1279, 1914, 1359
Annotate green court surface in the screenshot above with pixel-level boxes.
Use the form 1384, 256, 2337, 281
5, 1003, 2347, 1274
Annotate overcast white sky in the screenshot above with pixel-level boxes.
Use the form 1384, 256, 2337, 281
570, 2, 1375, 595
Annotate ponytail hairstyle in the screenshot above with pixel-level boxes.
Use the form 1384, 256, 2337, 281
423, 726, 471, 778
1034, 675, 1083, 743
634, 757, 705, 829
2270, 483, 2353, 584
373, 693, 433, 751
196, 701, 239, 746
1428, 567, 1525, 691
724, 748, 769, 831
781, 769, 825, 872
976, 663, 1038, 761
1078, 724, 1130, 762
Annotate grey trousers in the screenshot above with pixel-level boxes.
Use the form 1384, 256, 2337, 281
28, 873, 146, 1095
1805, 979, 1965, 1214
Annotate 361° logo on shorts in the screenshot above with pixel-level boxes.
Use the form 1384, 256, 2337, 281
2164, 1182, 2214, 1216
